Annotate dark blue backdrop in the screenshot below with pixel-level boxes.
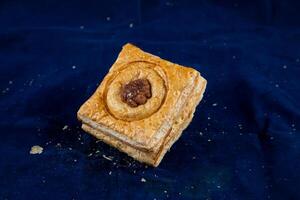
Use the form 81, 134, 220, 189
0, 0, 299, 199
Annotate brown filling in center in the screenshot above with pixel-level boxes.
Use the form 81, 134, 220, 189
121, 78, 152, 107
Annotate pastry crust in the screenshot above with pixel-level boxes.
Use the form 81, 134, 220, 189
81, 73, 206, 166
77, 43, 207, 166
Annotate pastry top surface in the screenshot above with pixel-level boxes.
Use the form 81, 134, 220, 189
77, 43, 206, 150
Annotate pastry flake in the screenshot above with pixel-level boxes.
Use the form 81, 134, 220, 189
77, 43, 207, 166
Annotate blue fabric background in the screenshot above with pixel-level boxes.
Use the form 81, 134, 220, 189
0, 0, 299, 199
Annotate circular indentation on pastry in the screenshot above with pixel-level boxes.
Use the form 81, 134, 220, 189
105, 61, 167, 121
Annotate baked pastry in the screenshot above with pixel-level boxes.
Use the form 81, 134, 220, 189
77, 43, 207, 166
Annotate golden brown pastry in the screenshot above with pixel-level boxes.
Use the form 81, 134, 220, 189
77, 43, 207, 166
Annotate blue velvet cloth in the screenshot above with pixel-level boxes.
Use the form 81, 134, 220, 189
0, 0, 299, 199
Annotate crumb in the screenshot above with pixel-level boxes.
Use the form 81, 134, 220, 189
129, 23, 134, 28
30, 145, 43, 154
141, 178, 146, 182
87, 153, 93, 157
207, 139, 211, 142
217, 185, 221, 189
232, 55, 236, 59
62, 125, 68, 131
275, 84, 279, 88
207, 116, 211, 120
212, 103, 218, 107
68, 147, 73, 151
164, 190, 168, 194
80, 25, 84, 29
72, 65, 76, 70
102, 154, 113, 161
74, 159, 77, 162
199, 132, 203, 136
106, 16, 111, 21
29, 79, 34, 86
8, 81, 13, 84
192, 156, 196, 160
283, 65, 287, 69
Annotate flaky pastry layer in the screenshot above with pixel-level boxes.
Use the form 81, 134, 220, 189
78, 44, 205, 151
80, 74, 206, 166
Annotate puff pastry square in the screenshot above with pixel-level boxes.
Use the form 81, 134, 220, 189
77, 43, 207, 166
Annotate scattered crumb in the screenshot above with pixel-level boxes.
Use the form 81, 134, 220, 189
109, 171, 112, 175
283, 65, 287, 69
212, 103, 218, 107
129, 23, 134, 28
74, 159, 77, 162
2, 87, 10, 94
291, 124, 295, 127
106, 16, 111, 21
208, 139, 211, 142
275, 84, 279, 88
207, 117, 211, 120
164, 190, 168, 194
232, 55, 236, 59
223, 106, 227, 110
141, 178, 146, 182
29, 79, 34, 86
199, 132, 203, 136
80, 25, 84, 29
72, 65, 76, 70
8, 80, 13, 84
217, 185, 221, 189
68, 147, 73, 151
238, 124, 243, 129
62, 125, 68, 131
87, 153, 93, 157
95, 150, 100, 154
192, 156, 196, 160
102, 154, 113, 161
56, 143, 61, 147
30, 145, 43, 154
